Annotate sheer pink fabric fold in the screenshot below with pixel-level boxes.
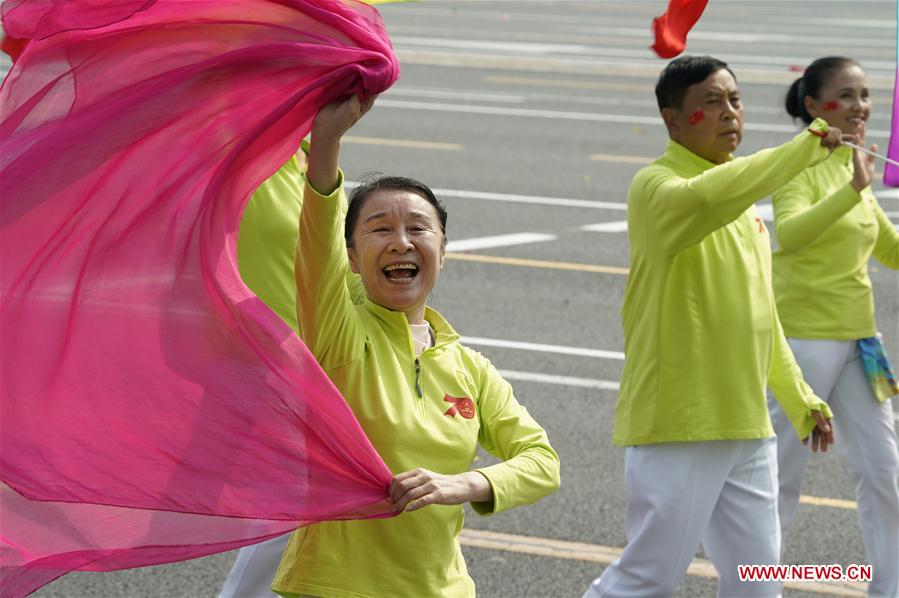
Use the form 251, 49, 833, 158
0, 1, 399, 595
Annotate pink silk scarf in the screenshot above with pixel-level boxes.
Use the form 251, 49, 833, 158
0, 1, 399, 595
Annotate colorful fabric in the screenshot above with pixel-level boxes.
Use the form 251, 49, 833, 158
772, 146, 899, 339
272, 176, 560, 597
650, 0, 709, 59
616, 121, 834, 446
0, 1, 400, 595
885, 0, 899, 186
859, 337, 899, 402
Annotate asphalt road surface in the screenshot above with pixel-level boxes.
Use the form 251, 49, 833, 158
5, 1, 899, 597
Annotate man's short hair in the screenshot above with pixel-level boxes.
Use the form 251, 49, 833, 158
655, 55, 736, 111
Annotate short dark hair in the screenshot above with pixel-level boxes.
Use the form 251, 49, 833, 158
655, 55, 736, 111
785, 57, 861, 124
345, 176, 447, 247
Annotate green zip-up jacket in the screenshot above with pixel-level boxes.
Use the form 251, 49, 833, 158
615, 122, 834, 446
772, 146, 899, 339
272, 172, 560, 598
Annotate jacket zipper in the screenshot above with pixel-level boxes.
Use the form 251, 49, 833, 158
414, 358, 423, 398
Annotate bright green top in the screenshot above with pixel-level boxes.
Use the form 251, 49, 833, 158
615, 122, 834, 446
772, 146, 899, 340
271, 173, 560, 598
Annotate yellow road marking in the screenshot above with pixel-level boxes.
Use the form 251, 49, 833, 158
801, 495, 857, 510
481, 75, 652, 93
590, 153, 654, 164
343, 136, 463, 151
445, 252, 629, 275
460, 529, 866, 596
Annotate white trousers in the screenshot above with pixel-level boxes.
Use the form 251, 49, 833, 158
218, 533, 290, 598
584, 438, 781, 598
768, 338, 899, 598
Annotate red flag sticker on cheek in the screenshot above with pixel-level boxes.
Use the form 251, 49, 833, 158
688, 110, 705, 124
822, 100, 839, 111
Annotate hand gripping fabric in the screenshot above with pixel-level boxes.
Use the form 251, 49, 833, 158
0, 1, 398, 595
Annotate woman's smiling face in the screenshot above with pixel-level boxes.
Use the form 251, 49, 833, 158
805, 63, 870, 137
347, 189, 445, 324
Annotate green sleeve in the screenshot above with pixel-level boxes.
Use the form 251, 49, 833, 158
471, 360, 560, 516
872, 200, 899, 269
295, 170, 365, 368
644, 120, 830, 255
772, 177, 860, 252
767, 308, 833, 439
238, 156, 304, 332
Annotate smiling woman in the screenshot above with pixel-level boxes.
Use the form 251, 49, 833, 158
270, 96, 561, 598
344, 177, 447, 325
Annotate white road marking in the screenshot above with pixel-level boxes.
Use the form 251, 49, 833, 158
385, 87, 525, 104
393, 20, 895, 49
445, 232, 557, 252
461, 336, 625, 360
498, 369, 619, 391
391, 35, 897, 72
344, 181, 628, 211
374, 99, 891, 139
581, 221, 628, 233
435, 188, 627, 211
875, 189, 899, 200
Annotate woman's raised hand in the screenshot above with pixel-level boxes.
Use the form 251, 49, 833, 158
849, 137, 877, 192
311, 94, 376, 145
388, 468, 493, 513
307, 94, 376, 195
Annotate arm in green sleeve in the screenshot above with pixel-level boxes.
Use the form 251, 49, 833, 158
644, 122, 830, 255
773, 178, 861, 252
767, 309, 833, 440
872, 200, 899, 269
295, 169, 364, 367
471, 360, 560, 516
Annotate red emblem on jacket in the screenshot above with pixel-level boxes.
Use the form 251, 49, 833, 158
444, 395, 475, 419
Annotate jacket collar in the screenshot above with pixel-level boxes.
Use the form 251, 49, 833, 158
362, 299, 460, 349
660, 139, 732, 175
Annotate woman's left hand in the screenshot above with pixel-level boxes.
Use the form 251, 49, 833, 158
388, 468, 492, 513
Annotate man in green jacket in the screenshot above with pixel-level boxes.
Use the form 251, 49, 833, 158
584, 56, 838, 598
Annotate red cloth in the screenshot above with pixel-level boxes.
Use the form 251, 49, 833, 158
650, 0, 709, 59
0, 1, 399, 595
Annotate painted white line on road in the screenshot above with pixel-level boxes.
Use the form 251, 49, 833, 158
391, 35, 897, 71
445, 232, 557, 253
582, 221, 628, 233
435, 188, 627, 211
398, 20, 895, 49
589, 153, 653, 164
461, 336, 625, 360
498, 369, 619, 391
386, 87, 525, 104
375, 99, 891, 139
346, 181, 628, 211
